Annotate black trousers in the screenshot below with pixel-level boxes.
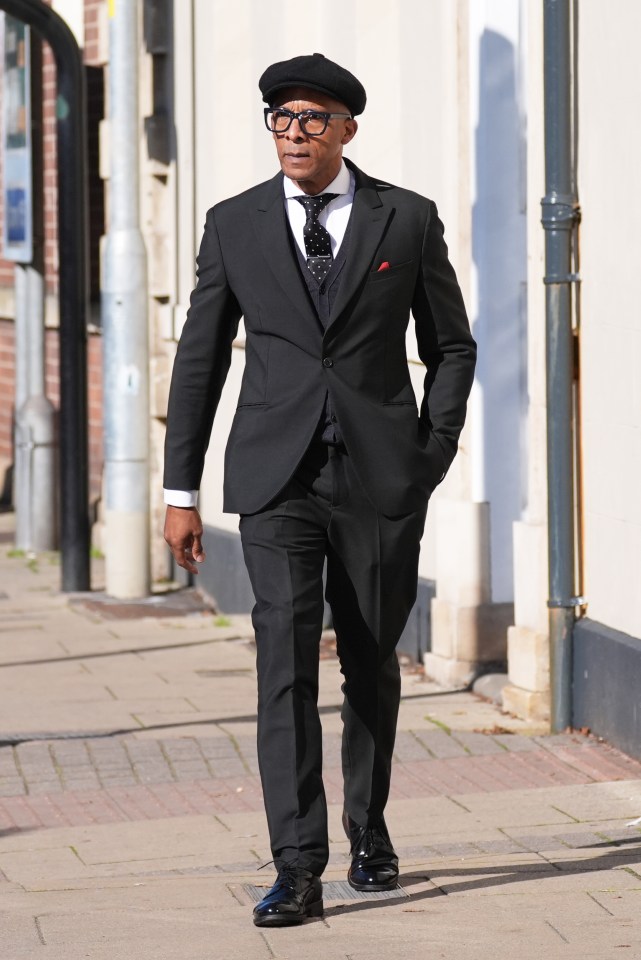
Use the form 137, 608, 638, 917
239, 437, 427, 876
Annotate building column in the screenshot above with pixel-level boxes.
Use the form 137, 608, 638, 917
502, 0, 550, 723
503, 517, 550, 719
424, 498, 513, 687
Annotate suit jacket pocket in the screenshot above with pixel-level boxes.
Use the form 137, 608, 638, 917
367, 259, 416, 282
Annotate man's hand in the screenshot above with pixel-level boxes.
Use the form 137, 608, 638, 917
164, 505, 206, 575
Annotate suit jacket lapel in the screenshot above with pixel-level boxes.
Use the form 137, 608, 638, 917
327, 163, 393, 328
248, 164, 394, 332
249, 173, 318, 326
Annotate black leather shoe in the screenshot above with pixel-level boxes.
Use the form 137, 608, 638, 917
343, 810, 399, 891
252, 865, 323, 927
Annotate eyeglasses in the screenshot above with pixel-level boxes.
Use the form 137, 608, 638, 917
264, 107, 352, 137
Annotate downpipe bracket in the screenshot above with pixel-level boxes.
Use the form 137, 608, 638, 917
544, 272, 581, 285
541, 194, 582, 231
548, 596, 587, 609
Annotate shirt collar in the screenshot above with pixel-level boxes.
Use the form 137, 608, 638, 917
283, 159, 352, 199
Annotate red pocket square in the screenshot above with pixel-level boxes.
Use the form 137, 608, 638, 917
377, 261, 391, 272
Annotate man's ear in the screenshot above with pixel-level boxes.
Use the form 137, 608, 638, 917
341, 119, 358, 145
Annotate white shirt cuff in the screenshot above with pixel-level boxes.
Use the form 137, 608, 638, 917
164, 489, 199, 508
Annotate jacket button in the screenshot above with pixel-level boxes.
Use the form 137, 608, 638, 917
322, 357, 333, 367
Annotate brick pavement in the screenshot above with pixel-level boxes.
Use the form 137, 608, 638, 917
1, 729, 641, 831
2, 514, 641, 959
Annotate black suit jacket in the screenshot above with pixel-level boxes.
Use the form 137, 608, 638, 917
164, 160, 476, 516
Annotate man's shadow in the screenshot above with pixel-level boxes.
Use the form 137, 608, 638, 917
321, 838, 641, 918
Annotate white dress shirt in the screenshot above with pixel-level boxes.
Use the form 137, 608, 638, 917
164, 160, 356, 509
283, 160, 355, 259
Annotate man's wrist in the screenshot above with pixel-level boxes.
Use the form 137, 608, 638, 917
163, 488, 199, 508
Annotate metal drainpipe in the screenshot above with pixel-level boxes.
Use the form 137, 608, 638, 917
541, 0, 583, 731
14, 29, 58, 553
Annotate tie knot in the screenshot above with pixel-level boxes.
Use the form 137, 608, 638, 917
295, 193, 338, 220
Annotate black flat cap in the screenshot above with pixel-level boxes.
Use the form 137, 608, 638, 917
259, 53, 366, 117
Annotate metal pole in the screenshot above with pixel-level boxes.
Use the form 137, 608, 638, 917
14, 29, 57, 552
0, 0, 90, 590
102, 0, 150, 598
12, 264, 31, 547
541, 0, 581, 731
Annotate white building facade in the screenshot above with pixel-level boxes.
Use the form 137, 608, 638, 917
96, 0, 641, 750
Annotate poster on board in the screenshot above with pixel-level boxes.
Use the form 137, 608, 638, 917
2, 14, 33, 263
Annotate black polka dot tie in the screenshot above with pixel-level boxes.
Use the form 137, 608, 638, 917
294, 193, 338, 283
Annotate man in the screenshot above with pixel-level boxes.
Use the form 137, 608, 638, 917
164, 53, 476, 927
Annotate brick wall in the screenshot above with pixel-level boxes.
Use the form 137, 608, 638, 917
84, 0, 104, 66
44, 327, 103, 502
0, 0, 107, 511
0, 321, 14, 467
0, 318, 103, 504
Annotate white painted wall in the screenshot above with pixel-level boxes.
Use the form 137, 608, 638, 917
467, 0, 528, 603
190, 0, 464, 226
52, 0, 84, 46
166, 0, 641, 685
511, 0, 548, 640
177, 0, 477, 567
577, 0, 641, 638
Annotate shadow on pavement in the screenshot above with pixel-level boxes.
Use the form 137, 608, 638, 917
0, 633, 250, 670
322, 847, 641, 916
0, 825, 39, 839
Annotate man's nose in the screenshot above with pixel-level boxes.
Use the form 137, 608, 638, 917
285, 117, 306, 142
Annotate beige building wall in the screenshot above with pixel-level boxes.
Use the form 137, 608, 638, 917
504, 0, 641, 722
155, 1, 554, 691
165, 0, 477, 580
139, 0, 641, 721
426, 0, 530, 685
502, 0, 550, 720
576, 0, 641, 639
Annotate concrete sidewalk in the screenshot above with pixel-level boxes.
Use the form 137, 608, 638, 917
1, 511, 641, 959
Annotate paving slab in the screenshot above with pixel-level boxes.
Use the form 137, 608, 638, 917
32, 910, 271, 960
2, 510, 641, 958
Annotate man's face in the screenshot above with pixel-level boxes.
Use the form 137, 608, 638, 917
270, 86, 358, 195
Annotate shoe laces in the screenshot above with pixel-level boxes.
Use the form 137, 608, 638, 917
350, 824, 394, 857
278, 863, 301, 888
258, 859, 303, 890
352, 823, 388, 857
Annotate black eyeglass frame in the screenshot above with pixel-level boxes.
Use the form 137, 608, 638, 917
264, 107, 353, 137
